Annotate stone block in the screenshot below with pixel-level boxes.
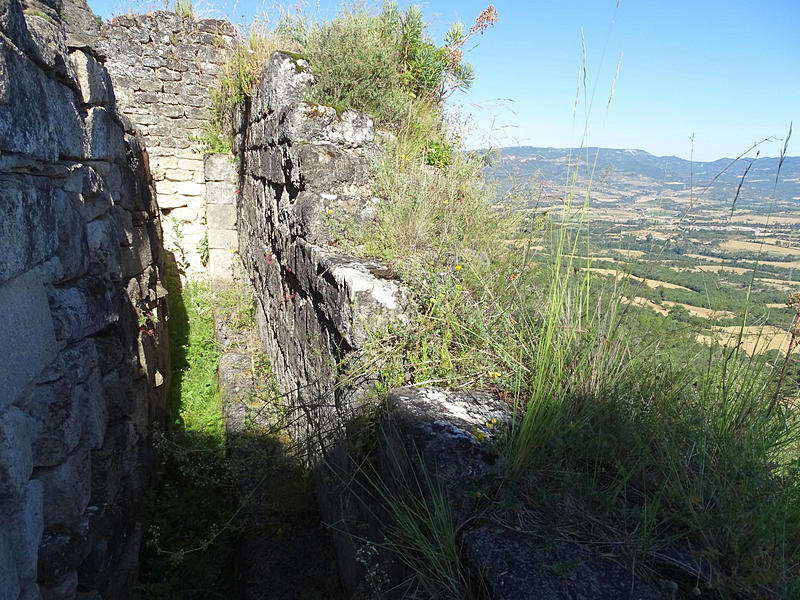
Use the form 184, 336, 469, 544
54, 189, 89, 283
462, 526, 661, 600
209, 248, 237, 282
0, 406, 34, 501
0, 269, 58, 407
203, 153, 235, 181
177, 157, 204, 171
0, 174, 58, 283
208, 228, 237, 250
253, 51, 315, 115
90, 420, 137, 505
278, 103, 375, 149
47, 276, 115, 344
154, 179, 178, 196
119, 224, 153, 278
0, 531, 20, 600
6, 480, 44, 589
86, 215, 123, 283
176, 181, 204, 197
204, 180, 235, 205
206, 203, 236, 230
26, 339, 107, 467
36, 444, 91, 529
155, 67, 181, 81
85, 107, 123, 161
154, 156, 179, 170
69, 49, 108, 106
163, 168, 193, 182
40, 568, 78, 600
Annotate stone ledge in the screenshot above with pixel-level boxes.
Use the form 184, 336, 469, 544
379, 387, 664, 600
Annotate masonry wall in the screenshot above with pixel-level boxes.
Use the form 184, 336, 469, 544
98, 12, 236, 277
0, 0, 169, 597
234, 52, 406, 454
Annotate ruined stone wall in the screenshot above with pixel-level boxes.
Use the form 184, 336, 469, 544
234, 52, 407, 452
98, 12, 236, 277
0, 0, 169, 597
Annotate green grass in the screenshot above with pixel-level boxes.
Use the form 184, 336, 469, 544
171, 279, 224, 439
138, 276, 234, 598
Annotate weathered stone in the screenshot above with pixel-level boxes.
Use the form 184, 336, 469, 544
119, 223, 153, 277
90, 419, 136, 505
85, 106, 123, 161
253, 51, 315, 115
0, 407, 34, 501
208, 227, 237, 250
6, 480, 44, 589
206, 202, 236, 230
278, 103, 375, 149
48, 275, 115, 343
20, 8, 77, 83
54, 188, 90, 283
0, 38, 83, 161
70, 49, 108, 105
204, 180, 235, 205
39, 568, 78, 600
175, 180, 204, 196
0, 174, 59, 283
26, 339, 107, 467
86, 214, 123, 282
61, 0, 101, 50
208, 248, 237, 282
203, 153, 235, 181
463, 525, 661, 600
0, 532, 20, 600
36, 444, 92, 528
0, 269, 59, 407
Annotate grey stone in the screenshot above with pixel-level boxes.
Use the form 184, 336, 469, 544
40, 568, 78, 600
0, 269, 59, 408
86, 214, 123, 281
0, 531, 20, 600
36, 444, 92, 528
208, 227, 237, 250
0, 174, 59, 283
462, 525, 661, 600
61, 0, 100, 49
204, 153, 235, 181
0, 38, 83, 161
20, 8, 77, 83
85, 106, 123, 161
0, 406, 34, 501
47, 275, 115, 344
204, 180, 235, 205
254, 51, 315, 115
206, 202, 236, 230
27, 340, 107, 467
90, 419, 136, 505
70, 49, 108, 105
277, 103, 375, 149
54, 188, 90, 283
7, 480, 44, 588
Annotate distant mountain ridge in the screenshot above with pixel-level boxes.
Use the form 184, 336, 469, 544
487, 146, 800, 210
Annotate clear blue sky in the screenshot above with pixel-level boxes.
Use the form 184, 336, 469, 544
90, 0, 798, 161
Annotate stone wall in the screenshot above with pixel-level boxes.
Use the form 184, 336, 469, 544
234, 52, 407, 451
0, 0, 169, 597
204, 153, 238, 282
98, 12, 236, 277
